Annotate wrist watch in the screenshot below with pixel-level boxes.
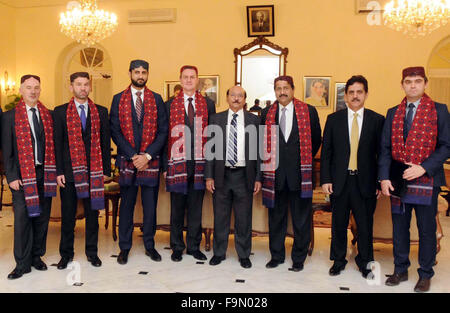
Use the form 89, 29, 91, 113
145, 153, 152, 161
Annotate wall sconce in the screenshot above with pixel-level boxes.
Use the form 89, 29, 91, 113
1, 71, 16, 93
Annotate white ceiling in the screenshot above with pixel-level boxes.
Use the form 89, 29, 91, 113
0, 0, 120, 8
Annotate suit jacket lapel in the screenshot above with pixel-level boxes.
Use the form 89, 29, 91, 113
358, 109, 370, 148
342, 108, 351, 156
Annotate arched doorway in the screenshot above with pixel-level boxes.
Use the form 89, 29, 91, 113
427, 36, 450, 107
56, 43, 113, 108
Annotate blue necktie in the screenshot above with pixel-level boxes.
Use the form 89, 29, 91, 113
227, 113, 238, 167
404, 103, 415, 140
79, 104, 87, 131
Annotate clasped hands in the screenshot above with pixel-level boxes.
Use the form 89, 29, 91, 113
132, 153, 150, 171
381, 162, 426, 197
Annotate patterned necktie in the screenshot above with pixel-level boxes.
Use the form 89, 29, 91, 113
404, 103, 415, 140
187, 97, 194, 126
279, 107, 287, 139
79, 104, 87, 131
348, 112, 359, 171
227, 113, 238, 167
30, 107, 44, 164
135, 91, 143, 122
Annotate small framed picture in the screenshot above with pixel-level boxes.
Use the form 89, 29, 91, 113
164, 81, 182, 102
356, 0, 388, 13
199, 75, 219, 106
247, 5, 275, 37
303, 76, 331, 108
334, 82, 347, 112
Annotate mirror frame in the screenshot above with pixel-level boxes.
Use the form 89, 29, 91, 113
234, 36, 289, 85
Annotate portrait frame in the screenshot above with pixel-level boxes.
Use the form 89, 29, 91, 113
334, 82, 347, 112
355, 0, 388, 13
164, 80, 182, 102
198, 75, 220, 106
303, 76, 331, 109
247, 5, 275, 37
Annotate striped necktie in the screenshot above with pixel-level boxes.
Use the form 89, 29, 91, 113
135, 91, 143, 122
227, 113, 238, 167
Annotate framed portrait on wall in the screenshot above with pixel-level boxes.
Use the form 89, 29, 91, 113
334, 82, 347, 112
355, 0, 389, 13
199, 75, 219, 106
164, 80, 182, 102
247, 5, 275, 37
303, 76, 331, 108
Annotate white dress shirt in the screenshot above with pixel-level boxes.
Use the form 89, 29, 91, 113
348, 107, 364, 141
226, 109, 246, 167
184, 93, 196, 114
74, 99, 89, 118
279, 101, 294, 140
131, 86, 144, 110
26, 104, 41, 165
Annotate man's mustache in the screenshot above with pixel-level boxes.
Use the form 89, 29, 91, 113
279, 94, 288, 97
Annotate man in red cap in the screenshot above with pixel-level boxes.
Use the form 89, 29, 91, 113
379, 66, 450, 292
261, 75, 321, 271
162, 65, 215, 262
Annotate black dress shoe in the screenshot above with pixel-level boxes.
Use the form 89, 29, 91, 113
209, 255, 225, 266
239, 258, 252, 269
414, 278, 431, 293
145, 249, 162, 262
360, 268, 372, 279
117, 250, 129, 265
32, 258, 48, 271
385, 272, 408, 286
291, 262, 304, 272
57, 257, 73, 270
265, 259, 284, 269
187, 250, 207, 261
87, 256, 102, 267
329, 263, 346, 276
7, 268, 31, 280
171, 251, 183, 262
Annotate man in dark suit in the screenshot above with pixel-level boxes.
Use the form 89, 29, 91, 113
54, 72, 111, 269
162, 65, 215, 262
110, 60, 168, 264
249, 99, 262, 112
379, 67, 450, 292
205, 86, 261, 268
260, 76, 321, 271
2, 75, 56, 279
321, 75, 385, 278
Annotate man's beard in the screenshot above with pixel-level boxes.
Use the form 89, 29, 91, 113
132, 78, 147, 88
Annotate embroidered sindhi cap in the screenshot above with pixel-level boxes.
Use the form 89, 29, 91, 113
274, 75, 294, 89
402, 66, 426, 80
129, 59, 149, 71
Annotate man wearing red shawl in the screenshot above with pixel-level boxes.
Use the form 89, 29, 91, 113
2, 75, 56, 279
261, 76, 321, 272
162, 65, 215, 262
54, 72, 111, 269
379, 67, 450, 292
110, 60, 168, 265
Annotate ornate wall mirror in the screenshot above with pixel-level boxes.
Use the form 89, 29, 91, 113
234, 37, 288, 109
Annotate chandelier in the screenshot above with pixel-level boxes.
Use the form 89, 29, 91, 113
60, 0, 118, 47
383, 0, 450, 37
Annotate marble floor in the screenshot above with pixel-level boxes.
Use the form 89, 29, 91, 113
0, 208, 449, 293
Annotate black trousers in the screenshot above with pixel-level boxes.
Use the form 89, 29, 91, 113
118, 184, 159, 251
12, 166, 52, 270
212, 168, 253, 259
59, 182, 99, 258
330, 174, 377, 270
268, 186, 312, 264
170, 175, 205, 253
392, 187, 439, 279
